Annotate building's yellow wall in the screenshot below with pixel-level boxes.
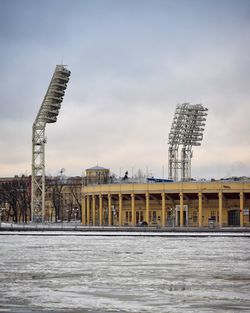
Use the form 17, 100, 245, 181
82, 181, 250, 227
83, 181, 250, 195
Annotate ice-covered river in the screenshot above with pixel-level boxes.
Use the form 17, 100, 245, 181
0, 234, 249, 312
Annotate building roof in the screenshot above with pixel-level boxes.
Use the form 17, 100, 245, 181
86, 166, 109, 171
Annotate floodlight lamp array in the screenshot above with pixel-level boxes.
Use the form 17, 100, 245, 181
181, 104, 208, 148
35, 65, 71, 125
168, 103, 208, 181
168, 103, 189, 148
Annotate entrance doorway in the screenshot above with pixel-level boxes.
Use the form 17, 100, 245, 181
175, 205, 188, 226
228, 209, 240, 226
136, 211, 144, 224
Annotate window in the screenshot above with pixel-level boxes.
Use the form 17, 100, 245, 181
193, 210, 198, 223
129, 211, 132, 222
126, 211, 128, 222
153, 211, 157, 222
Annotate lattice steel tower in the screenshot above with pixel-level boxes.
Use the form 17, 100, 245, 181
31, 65, 71, 222
168, 103, 208, 181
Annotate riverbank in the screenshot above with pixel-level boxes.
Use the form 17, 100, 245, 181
0, 223, 250, 236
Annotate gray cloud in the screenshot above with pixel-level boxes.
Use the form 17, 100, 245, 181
0, 0, 250, 179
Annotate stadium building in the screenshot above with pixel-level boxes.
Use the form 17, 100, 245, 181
81, 167, 250, 228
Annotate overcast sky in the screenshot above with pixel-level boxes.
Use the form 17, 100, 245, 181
0, 0, 250, 179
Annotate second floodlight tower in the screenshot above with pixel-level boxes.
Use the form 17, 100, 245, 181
31, 65, 71, 222
168, 103, 208, 181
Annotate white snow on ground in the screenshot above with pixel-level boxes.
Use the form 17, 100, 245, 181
0, 235, 249, 312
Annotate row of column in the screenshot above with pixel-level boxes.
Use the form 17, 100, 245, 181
82, 192, 245, 227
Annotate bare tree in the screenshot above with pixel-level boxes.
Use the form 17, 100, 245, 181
0, 176, 31, 223
47, 177, 65, 222
67, 177, 82, 221
0, 174, 82, 224
17, 175, 31, 223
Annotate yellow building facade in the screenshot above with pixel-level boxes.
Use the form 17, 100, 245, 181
82, 181, 250, 228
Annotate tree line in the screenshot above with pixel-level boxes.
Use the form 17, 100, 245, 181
0, 175, 82, 223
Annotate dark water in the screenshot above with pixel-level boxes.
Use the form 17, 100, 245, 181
0, 235, 249, 312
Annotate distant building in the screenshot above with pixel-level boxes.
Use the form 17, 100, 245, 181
45, 176, 82, 223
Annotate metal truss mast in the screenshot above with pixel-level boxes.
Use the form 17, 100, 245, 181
168, 103, 208, 181
31, 65, 71, 222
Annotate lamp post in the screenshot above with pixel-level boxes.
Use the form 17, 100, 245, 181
73, 207, 79, 227
31, 65, 71, 223
67, 207, 79, 224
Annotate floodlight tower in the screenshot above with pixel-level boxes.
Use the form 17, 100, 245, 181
31, 65, 71, 222
180, 104, 208, 181
168, 103, 189, 180
168, 103, 208, 181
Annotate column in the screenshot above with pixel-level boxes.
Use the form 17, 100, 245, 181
131, 193, 135, 226
198, 192, 203, 227
86, 195, 90, 225
179, 192, 184, 227
218, 192, 223, 228
240, 192, 244, 227
145, 192, 149, 224
92, 195, 96, 226
82, 195, 86, 225
108, 194, 112, 226
119, 193, 123, 226
99, 194, 103, 226
161, 192, 166, 227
